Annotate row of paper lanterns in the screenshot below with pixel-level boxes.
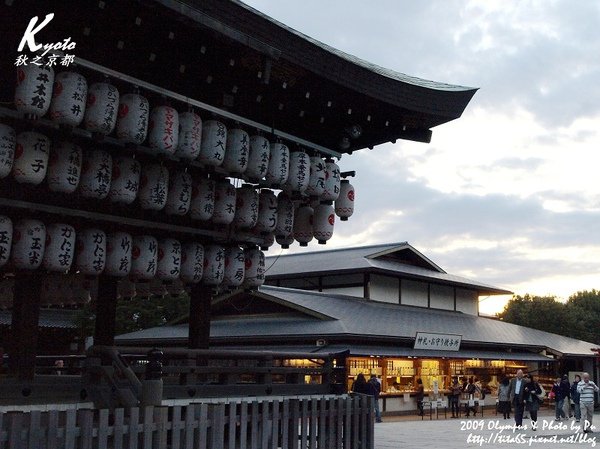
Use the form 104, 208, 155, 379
13, 65, 349, 195
0, 216, 266, 288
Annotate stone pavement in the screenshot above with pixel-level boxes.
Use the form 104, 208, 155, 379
376, 410, 599, 449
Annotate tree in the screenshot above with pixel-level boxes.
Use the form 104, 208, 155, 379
565, 290, 600, 345
497, 294, 574, 336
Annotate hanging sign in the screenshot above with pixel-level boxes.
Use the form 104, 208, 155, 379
414, 332, 461, 351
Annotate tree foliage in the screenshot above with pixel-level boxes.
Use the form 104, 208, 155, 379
498, 291, 600, 344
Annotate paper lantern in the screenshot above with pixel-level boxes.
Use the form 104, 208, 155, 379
276, 233, 295, 249
335, 179, 355, 221
321, 159, 341, 202
222, 128, 249, 174
190, 177, 215, 221
76, 228, 106, 275
0, 216, 13, 268
79, 149, 112, 199
203, 245, 225, 286
260, 233, 275, 251
233, 184, 259, 229
116, 93, 149, 144
131, 235, 158, 279
138, 164, 169, 210
108, 156, 140, 204
105, 232, 132, 277
266, 142, 289, 187
42, 223, 75, 272
84, 81, 119, 135
313, 204, 335, 244
157, 238, 181, 281
293, 205, 313, 247
12, 131, 50, 185
0, 123, 16, 179
243, 248, 265, 288
176, 111, 202, 160
223, 246, 245, 288
275, 192, 294, 239
246, 135, 270, 182
212, 179, 236, 225
255, 189, 278, 234
199, 120, 226, 166
306, 156, 326, 197
12, 219, 45, 269
148, 105, 179, 155
48, 71, 87, 126
284, 151, 310, 193
180, 242, 204, 284
47, 140, 82, 193
14, 64, 54, 118
165, 170, 192, 216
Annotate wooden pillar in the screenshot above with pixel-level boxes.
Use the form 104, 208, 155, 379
94, 275, 118, 347
188, 283, 212, 349
10, 272, 43, 380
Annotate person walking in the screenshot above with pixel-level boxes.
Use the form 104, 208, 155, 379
560, 374, 572, 418
577, 372, 599, 433
415, 378, 425, 416
524, 375, 543, 430
368, 374, 383, 423
509, 369, 527, 427
571, 374, 582, 423
551, 377, 567, 420
498, 377, 511, 420
450, 377, 461, 418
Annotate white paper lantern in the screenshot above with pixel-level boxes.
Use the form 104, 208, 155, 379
306, 156, 326, 197
148, 105, 179, 155
157, 238, 181, 281
47, 140, 82, 193
246, 135, 270, 182
313, 204, 335, 244
276, 233, 295, 249
243, 248, 265, 288
223, 246, 245, 288
284, 151, 310, 193
14, 64, 54, 118
180, 242, 204, 284
116, 93, 149, 144
190, 177, 215, 221
260, 233, 275, 251
266, 142, 289, 187
0, 216, 13, 268
335, 179, 355, 221
255, 189, 278, 234
42, 223, 75, 272
203, 245, 225, 286
138, 164, 169, 210
11, 219, 45, 269
176, 111, 202, 160
84, 82, 119, 135
222, 128, 249, 174
212, 179, 236, 225
76, 228, 106, 275
0, 124, 16, 179
12, 131, 50, 185
233, 184, 259, 229
199, 120, 226, 166
322, 159, 341, 202
275, 192, 294, 238
165, 170, 192, 216
131, 235, 158, 279
109, 156, 140, 204
48, 71, 87, 126
294, 205, 313, 247
79, 149, 112, 199
105, 232, 132, 277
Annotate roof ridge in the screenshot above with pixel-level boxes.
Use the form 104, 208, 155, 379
265, 242, 408, 259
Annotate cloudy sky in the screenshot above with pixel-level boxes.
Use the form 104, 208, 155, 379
244, 0, 600, 314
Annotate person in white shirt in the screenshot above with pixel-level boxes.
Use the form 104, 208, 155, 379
577, 372, 599, 433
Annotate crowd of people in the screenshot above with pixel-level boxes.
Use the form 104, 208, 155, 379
350, 369, 598, 432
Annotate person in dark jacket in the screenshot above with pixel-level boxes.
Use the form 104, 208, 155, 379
464, 377, 480, 417
368, 374, 382, 423
524, 375, 543, 430
552, 376, 567, 420
450, 377, 462, 418
571, 374, 581, 422
352, 373, 370, 395
415, 378, 425, 416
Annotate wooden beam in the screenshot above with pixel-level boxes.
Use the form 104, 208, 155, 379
94, 276, 118, 347
189, 284, 212, 349
10, 272, 43, 380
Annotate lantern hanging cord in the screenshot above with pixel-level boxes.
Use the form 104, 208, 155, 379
264, 247, 284, 273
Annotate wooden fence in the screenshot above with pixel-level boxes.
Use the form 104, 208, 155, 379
0, 394, 374, 449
